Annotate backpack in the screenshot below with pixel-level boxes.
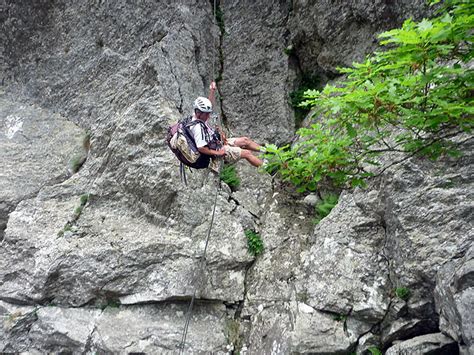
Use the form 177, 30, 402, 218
166, 116, 222, 170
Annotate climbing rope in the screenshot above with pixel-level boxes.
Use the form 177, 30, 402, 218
179, 169, 222, 353
178, 1, 223, 352
212, 0, 218, 83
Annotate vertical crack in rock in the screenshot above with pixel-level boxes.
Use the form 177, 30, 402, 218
0, 204, 11, 243
212, 0, 228, 128
379, 214, 396, 291
161, 46, 183, 114
83, 325, 98, 353
84, 308, 105, 353
228, 259, 255, 354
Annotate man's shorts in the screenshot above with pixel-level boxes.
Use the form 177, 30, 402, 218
224, 138, 241, 163
208, 138, 242, 172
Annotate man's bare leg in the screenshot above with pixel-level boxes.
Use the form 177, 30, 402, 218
241, 149, 263, 167
232, 137, 261, 152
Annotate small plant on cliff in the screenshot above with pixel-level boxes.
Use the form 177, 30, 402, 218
214, 3, 226, 35
245, 230, 264, 257
314, 193, 339, 224
72, 194, 90, 221
220, 164, 240, 190
57, 194, 90, 237
225, 319, 243, 353
69, 155, 86, 174
395, 287, 411, 301
332, 313, 347, 322
368, 347, 383, 355
289, 72, 322, 127
283, 44, 295, 56
264, 0, 473, 193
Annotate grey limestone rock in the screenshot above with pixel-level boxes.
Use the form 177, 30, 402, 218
1, 301, 230, 353
0, 95, 87, 240
288, 0, 431, 75
1, 0, 471, 353
435, 245, 474, 350
385, 332, 458, 355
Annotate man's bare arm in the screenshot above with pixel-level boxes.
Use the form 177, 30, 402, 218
208, 81, 217, 107
198, 146, 225, 157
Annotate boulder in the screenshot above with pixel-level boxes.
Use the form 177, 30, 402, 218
385, 332, 458, 355
0, 96, 87, 240
435, 245, 474, 350
1, 301, 230, 353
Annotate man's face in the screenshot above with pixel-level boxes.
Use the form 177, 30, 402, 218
197, 111, 210, 121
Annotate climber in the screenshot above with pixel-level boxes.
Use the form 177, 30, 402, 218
190, 81, 264, 169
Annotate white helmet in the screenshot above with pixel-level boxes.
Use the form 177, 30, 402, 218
193, 97, 212, 113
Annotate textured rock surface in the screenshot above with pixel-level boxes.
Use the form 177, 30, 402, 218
288, 0, 431, 75
435, 245, 474, 352
0, 95, 86, 240
0, 300, 229, 353
220, 0, 431, 144
385, 332, 458, 355
1, 0, 471, 353
240, 140, 473, 353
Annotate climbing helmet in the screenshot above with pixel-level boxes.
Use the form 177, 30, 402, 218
193, 97, 212, 113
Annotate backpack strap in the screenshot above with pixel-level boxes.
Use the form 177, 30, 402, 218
180, 162, 188, 186
185, 119, 211, 143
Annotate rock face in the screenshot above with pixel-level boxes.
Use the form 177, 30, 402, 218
435, 245, 474, 353
220, 0, 431, 144
385, 332, 458, 355
1, 0, 471, 353
0, 95, 87, 241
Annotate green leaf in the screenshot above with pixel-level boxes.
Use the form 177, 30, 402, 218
346, 124, 357, 138
267, 1, 471, 193
418, 19, 433, 32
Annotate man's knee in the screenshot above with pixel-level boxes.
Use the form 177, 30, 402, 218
240, 149, 251, 159
236, 137, 252, 147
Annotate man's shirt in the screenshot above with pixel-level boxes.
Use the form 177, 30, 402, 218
189, 117, 215, 149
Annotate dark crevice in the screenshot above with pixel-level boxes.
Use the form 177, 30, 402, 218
161, 46, 183, 114
139, 27, 167, 53
229, 259, 256, 355
211, 0, 228, 129
83, 324, 99, 353
348, 208, 396, 351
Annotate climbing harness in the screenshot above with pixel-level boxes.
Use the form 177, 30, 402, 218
178, 1, 223, 351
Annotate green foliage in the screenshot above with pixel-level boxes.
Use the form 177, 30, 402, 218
74, 206, 83, 218
80, 194, 89, 206
57, 222, 72, 238
57, 194, 89, 237
215, 4, 225, 35
395, 287, 411, 301
73, 194, 89, 220
83, 131, 91, 150
220, 164, 240, 190
289, 73, 323, 127
368, 347, 383, 355
245, 230, 264, 257
69, 155, 85, 174
296, 291, 309, 303
99, 299, 121, 310
225, 319, 243, 353
332, 313, 347, 322
314, 194, 339, 224
264, 0, 473, 192
283, 45, 295, 56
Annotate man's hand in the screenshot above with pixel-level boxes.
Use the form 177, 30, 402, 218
209, 81, 217, 91
214, 147, 226, 156
216, 125, 227, 145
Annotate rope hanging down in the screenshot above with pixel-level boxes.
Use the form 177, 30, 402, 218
179, 1, 221, 352
179, 171, 222, 353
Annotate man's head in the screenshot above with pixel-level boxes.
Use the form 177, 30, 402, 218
193, 97, 212, 121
